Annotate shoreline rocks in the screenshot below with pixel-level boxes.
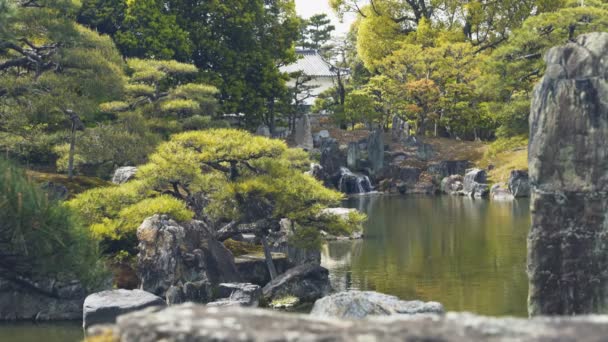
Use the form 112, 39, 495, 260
310, 291, 444, 319
112, 166, 137, 184
262, 263, 332, 305
82, 289, 165, 328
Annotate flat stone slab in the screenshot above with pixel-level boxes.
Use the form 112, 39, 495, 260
83, 289, 166, 328
89, 303, 608, 341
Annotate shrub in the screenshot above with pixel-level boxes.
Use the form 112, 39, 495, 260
0, 158, 105, 288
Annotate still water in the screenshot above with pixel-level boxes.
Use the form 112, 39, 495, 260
0, 322, 82, 342
322, 194, 530, 317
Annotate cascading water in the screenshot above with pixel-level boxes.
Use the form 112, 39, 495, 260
338, 167, 373, 194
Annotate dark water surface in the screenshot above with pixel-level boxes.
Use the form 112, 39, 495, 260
0, 322, 82, 342
322, 194, 530, 317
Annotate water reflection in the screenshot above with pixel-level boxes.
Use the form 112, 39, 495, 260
322, 195, 530, 317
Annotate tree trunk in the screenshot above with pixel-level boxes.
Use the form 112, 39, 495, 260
261, 236, 278, 280
68, 123, 76, 181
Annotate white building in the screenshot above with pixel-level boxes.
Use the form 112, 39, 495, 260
280, 49, 348, 111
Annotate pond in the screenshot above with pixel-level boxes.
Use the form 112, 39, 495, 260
0, 322, 82, 342
322, 194, 530, 317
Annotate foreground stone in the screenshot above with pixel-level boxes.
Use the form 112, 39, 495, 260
83, 289, 165, 328
90, 304, 608, 341
528, 32, 608, 315
310, 291, 444, 319
262, 263, 331, 304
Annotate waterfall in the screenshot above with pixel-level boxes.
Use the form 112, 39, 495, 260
338, 167, 373, 194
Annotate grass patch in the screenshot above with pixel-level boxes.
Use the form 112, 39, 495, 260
26, 170, 111, 197
478, 136, 528, 184
223, 238, 264, 257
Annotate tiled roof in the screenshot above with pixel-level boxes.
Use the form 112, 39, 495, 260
280, 49, 338, 77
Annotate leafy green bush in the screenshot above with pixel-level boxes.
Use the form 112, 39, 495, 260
0, 158, 105, 288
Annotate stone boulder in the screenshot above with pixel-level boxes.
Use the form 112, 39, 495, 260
441, 175, 464, 195
89, 303, 608, 342
313, 130, 331, 148
136, 215, 240, 302
310, 291, 444, 319
82, 289, 165, 328
508, 170, 530, 198
428, 160, 470, 181
490, 184, 514, 201
367, 129, 384, 175
294, 114, 314, 150
207, 283, 262, 307
463, 169, 489, 198
234, 253, 291, 286
528, 32, 608, 315
269, 219, 321, 266
0, 278, 86, 321
112, 166, 137, 184
346, 142, 360, 170
319, 138, 345, 182
262, 263, 332, 304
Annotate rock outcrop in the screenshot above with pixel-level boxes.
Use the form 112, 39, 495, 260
83, 289, 165, 328
234, 253, 291, 286
0, 278, 86, 321
90, 303, 608, 341
294, 114, 314, 150
463, 169, 489, 198
262, 263, 331, 304
112, 166, 137, 184
337, 167, 372, 194
391, 115, 409, 142
310, 291, 444, 319
441, 175, 464, 195
207, 283, 262, 307
528, 32, 608, 315
367, 129, 384, 175
136, 215, 240, 303
508, 170, 530, 198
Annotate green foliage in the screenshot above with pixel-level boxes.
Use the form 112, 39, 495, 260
0, 158, 105, 288
70, 129, 345, 255
479, 3, 608, 137
299, 14, 336, 53
0, 1, 127, 167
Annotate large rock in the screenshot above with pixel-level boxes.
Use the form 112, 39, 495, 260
319, 138, 345, 182
508, 170, 530, 198
90, 303, 608, 341
255, 124, 270, 137
441, 175, 464, 195
367, 129, 384, 175
528, 32, 608, 316
262, 263, 331, 304
310, 291, 444, 319
313, 130, 331, 148
391, 115, 409, 142
208, 283, 262, 307
346, 142, 360, 170
82, 289, 165, 328
428, 160, 470, 181
0, 278, 86, 321
269, 219, 321, 266
294, 114, 314, 150
112, 166, 137, 184
463, 168, 489, 198
234, 253, 292, 286
136, 215, 240, 302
